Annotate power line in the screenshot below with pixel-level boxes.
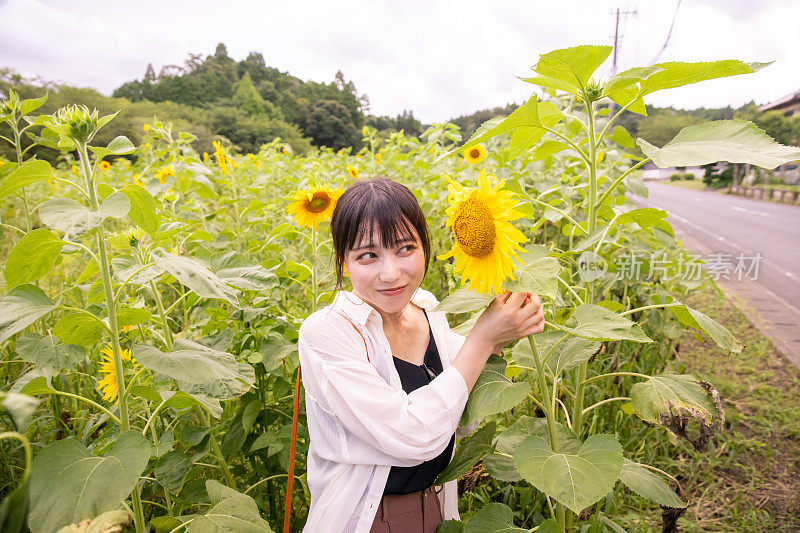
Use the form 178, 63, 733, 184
649, 0, 683, 65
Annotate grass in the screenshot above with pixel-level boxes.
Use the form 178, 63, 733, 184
662, 179, 708, 191
632, 282, 800, 532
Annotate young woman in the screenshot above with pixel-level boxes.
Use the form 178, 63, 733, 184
298, 178, 544, 532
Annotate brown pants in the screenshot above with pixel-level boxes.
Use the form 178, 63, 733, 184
369, 486, 443, 533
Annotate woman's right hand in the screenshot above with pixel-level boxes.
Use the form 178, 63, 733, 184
471, 290, 545, 351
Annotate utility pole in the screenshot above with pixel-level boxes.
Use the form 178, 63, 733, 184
610, 6, 638, 76
612, 8, 621, 76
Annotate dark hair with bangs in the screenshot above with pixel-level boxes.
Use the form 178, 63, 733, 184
331, 177, 431, 290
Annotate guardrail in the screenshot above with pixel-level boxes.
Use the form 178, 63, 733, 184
728, 185, 800, 205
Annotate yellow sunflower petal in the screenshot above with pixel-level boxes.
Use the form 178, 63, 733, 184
439, 173, 526, 295
287, 185, 342, 230
463, 144, 487, 165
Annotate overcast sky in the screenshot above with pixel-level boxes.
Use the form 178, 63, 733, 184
1, 0, 798, 123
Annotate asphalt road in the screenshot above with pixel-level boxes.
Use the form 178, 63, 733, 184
631, 182, 800, 366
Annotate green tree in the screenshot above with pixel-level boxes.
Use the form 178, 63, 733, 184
206, 103, 310, 154
450, 103, 520, 140
636, 110, 705, 148
737, 103, 800, 146
303, 100, 361, 150
366, 110, 422, 136
234, 72, 266, 116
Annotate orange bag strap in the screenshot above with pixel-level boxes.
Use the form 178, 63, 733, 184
336, 312, 369, 362
283, 365, 301, 533
283, 312, 369, 532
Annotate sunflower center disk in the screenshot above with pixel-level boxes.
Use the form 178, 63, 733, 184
453, 199, 496, 258
306, 193, 331, 213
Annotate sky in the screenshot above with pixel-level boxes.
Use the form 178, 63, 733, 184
1, 0, 798, 124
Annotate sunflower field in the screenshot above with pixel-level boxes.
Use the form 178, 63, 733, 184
2, 45, 800, 533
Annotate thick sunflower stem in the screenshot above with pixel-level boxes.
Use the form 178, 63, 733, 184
150, 280, 174, 350
198, 409, 237, 489
12, 117, 47, 335
78, 144, 128, 431
131, 488, 146, 533
528, 335, 558, 450
229, 159, 241, 230
573, 98, 599, 440
12, 125, 32, 233
565, 97, 602, 530
587, 100, 598, 235
78, 143, 143, 533
527, 335, 565, 527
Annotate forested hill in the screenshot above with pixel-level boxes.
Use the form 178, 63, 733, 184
0, 43, 424, 160
112, 43, 366, 152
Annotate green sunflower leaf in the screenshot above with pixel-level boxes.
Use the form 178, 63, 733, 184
514, 434, 623, 515
463, 502, 526, 533
460, 355, 530, 425
186, 480, 274, 532
27, 431, 150, 533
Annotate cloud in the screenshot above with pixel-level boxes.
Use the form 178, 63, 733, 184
1, 0, 798, 123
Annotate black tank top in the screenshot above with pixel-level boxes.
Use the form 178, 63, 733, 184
383, 309, 456, 495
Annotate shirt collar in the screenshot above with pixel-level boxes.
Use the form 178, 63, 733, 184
332, 287, 439, 326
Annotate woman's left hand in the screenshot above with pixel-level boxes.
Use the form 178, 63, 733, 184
491, 292, 538, 355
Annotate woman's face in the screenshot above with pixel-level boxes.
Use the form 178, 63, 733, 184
344, 224, 426, 316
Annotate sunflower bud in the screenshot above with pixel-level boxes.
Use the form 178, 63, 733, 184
123, 227, 147, 248
0, 101, 13, 122
49, 104, 99, 143
0, 90, 19, 121
584, 80, 604, 103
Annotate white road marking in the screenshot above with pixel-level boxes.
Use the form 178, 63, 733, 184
732, 205, 775, 218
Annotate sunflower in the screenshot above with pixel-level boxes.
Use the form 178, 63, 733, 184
98, 160, 112, 171
463, 144, 487, 164
97, 344, 137, 402
212, 140, 228, 173
438, 171, 527, 296
155, 165, 174, 184
287, 186, 344, 229
375, 153, 382, 164
346, 165, 359, 180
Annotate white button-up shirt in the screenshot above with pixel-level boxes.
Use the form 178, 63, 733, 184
298, 288, 479, 532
